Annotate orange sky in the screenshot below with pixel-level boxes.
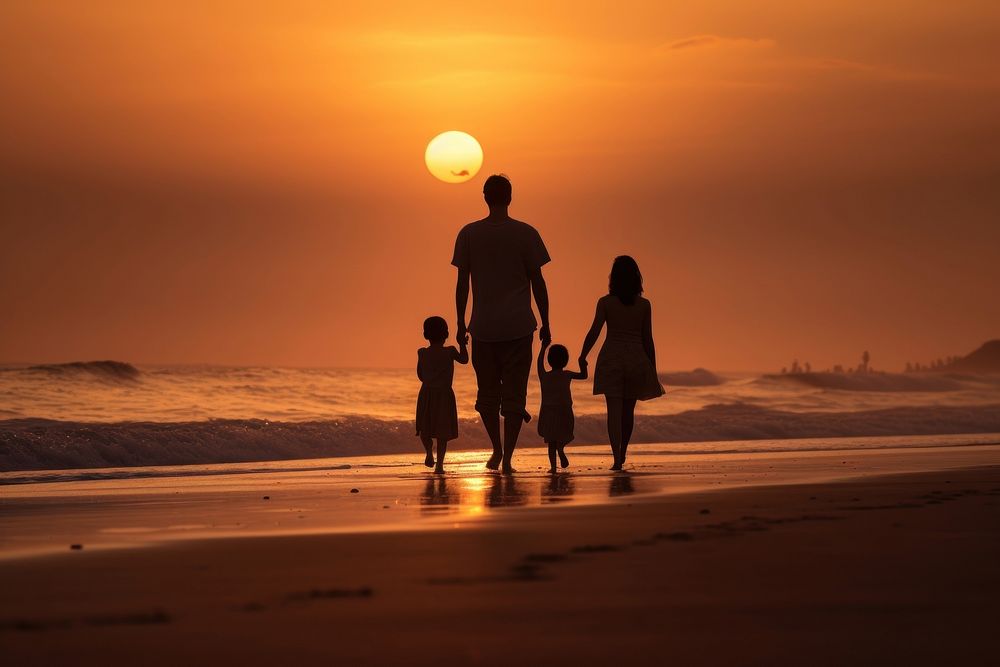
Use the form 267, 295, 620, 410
2, 1, 998, 371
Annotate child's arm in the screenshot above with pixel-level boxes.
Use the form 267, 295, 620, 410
536, 338, 550, 377
453, 335, 469, 364
578, 298, 606, 366
571, 359, 589, 380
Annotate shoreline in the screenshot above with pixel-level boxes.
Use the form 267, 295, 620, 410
2, 441, 999, 561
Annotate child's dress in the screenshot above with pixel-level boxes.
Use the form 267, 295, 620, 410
593, 295, 665, 400
416, 346, 460, 441
538, 370, 575, 444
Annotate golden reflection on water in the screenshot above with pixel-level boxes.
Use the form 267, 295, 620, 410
419, 471, 639, 516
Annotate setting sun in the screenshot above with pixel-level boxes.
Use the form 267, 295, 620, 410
424, 131, 483, 183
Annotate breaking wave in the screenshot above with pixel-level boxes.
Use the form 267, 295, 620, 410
660, 368, 725, 386
3, 403, 999, 473
19, 360, 141, 382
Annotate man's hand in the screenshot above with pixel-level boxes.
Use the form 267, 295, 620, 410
539, 324, 551, 344
457, 322, 468, 342
458, 333, 469, 346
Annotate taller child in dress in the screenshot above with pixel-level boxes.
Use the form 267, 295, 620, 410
416, 316, 468, 473
579, 256, 664, 470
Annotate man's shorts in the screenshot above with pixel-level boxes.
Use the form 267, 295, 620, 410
471, 335, 533, 417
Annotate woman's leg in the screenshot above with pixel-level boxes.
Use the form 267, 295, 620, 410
620, 396, 638, 465
435, 438, 447, 473
420, 435, 434, 467
605, 396, 624, 469
547, 442, 557, 472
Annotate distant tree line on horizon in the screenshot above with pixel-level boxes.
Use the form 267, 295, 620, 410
904, 356, 962, 373
781, 351, 875, 375
780, 350, 972, 376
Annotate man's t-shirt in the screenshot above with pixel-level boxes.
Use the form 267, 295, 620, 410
452, 218, 550, 342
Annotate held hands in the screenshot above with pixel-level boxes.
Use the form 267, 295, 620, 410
457, 321, 468, 342
539, 324, 552, 344
457, 333, 469, 347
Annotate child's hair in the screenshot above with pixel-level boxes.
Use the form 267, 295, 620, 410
423, 316, 449, 342
547, 344, 569, 370
609, 255, 643, 305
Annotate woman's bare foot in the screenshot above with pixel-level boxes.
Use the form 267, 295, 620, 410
434, 465, 445, 474
559, 451, 570, 468
501, 464, 517, 475
610, 461, 623, 471
424, 454, 435, 468
522, 411, 531, 423
549, 465, 557, 473
485, 453, 502, 470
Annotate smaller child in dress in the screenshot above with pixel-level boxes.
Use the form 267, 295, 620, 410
537, 340, 588, 473
416, 316, 468, 473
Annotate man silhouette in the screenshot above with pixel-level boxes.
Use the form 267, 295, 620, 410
453, 175, 551, 474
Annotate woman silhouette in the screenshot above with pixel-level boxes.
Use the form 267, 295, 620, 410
579, 256, 664, 469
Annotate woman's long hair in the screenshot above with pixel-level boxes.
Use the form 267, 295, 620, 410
608, 255, 643, 305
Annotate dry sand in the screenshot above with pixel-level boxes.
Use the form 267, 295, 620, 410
1, 443, 999, 665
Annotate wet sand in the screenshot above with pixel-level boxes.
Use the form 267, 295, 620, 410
2, 443, 999, 664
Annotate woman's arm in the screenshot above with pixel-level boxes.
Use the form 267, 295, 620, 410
578, 299, 606, 365
453, 337, 469, 364
642, 300, 657, 371
536, 339, 550, 377
416, 349, 424, 381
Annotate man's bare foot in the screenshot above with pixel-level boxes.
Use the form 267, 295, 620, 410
501, 464, 517, 475
485, 454, 502, 470
610, 461, 623, 471
434, 465, 445, 474
424, 454, 435, 468
559, 452, 570, 468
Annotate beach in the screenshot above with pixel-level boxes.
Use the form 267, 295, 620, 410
2, 441, 999, 665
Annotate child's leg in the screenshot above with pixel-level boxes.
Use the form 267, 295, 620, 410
420, 435, 434, 467
434, 438, 447, 473
557, 443, 569, 468
620, 396, 638, 464
547, 442, 557, 472
605, 396, 624, 469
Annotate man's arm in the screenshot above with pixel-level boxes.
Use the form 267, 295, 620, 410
529, 268, 551, 343
455, 267, 470, 341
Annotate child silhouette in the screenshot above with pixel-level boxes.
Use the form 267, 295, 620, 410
536, 340, 588, 472
416, 316, 468, 473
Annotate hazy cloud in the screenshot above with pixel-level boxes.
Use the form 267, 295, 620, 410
663, 35, 775, 51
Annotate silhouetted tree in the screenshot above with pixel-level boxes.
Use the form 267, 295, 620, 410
861, 350, 870, 374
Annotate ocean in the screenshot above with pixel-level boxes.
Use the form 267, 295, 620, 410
2, 361, 999, 472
